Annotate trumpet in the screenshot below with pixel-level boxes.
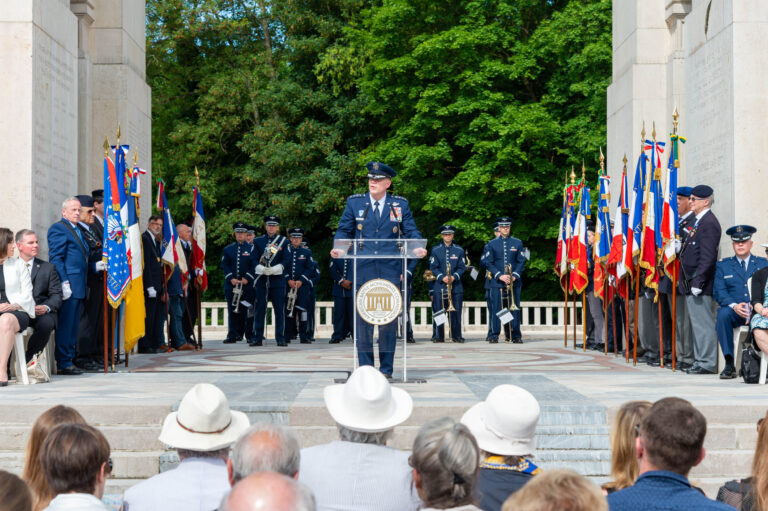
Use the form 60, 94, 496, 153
444, 262, 456, 313
287, 286, 298, 318
503, 264, 519, 312
423, 269, 437, 282
232, 281, 244, 313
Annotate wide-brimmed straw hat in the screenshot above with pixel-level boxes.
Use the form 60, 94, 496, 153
461, 384, 540, 456
158, 383, 250, 451
324, 366, 413, 433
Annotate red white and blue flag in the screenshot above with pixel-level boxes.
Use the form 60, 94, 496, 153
661, 133, 685, 277
569, 183, 591, 294
192, 187, 208, 291
594, 172, 612, 302
157, 181, 188, 279
639, 140, 665, 297
103, 147, 130, 307
624, 150, 648, 279
607, 164, 630, 298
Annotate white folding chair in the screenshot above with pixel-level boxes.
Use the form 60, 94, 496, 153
11, 328, 31, 385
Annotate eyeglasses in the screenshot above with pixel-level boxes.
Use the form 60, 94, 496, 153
634, 424, 641, 437
759, 418, 765, 432
689, 197, 701, 202
106, 458, 113, 475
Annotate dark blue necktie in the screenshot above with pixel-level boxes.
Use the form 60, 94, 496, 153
374, 201, 381, 223
74, 224, 84, 245
741, 259, 746, 272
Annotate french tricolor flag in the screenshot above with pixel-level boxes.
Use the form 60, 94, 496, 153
192, 187, 208, 291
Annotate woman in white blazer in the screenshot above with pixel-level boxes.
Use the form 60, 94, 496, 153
0, 227, 35, 386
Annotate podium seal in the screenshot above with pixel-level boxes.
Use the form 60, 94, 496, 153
356, 279, 402, 325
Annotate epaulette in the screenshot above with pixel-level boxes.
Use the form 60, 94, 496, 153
349, 193, 366, 199
392, 195, 408, 202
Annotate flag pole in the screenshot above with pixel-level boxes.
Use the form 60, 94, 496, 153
563, 169, 569, 348
581, 161, 588, 352
102, 136, 110, 373
652, 124, 665, 369
633, 122, 647, 367
599, 148, 608, 356
195, 167, 203, 350
671, 108, 681, 371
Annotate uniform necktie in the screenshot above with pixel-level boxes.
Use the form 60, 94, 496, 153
741, 259, 746, 272
374, 201, 381, 222
74, 225, 85, 245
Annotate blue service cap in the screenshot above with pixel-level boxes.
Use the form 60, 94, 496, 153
586, 219, 596, 232
288, 227, 304, 238
726, 225, 756, 242
492, 221, 499, 231
677, 186, 692, 197
366, 161, 396, 180
246, 225, 256, 234
233, 222, 247, 233
691, 185, 713, 199
264, 215, 281, 226
91, 189, 104, 201
75, 195, 94, 208
496, 216, 512, 227
439, 224, 456, 235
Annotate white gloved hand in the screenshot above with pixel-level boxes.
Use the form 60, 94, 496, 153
62, 281, 72, 301
255, 264, 265, 275
95, 261, 107, 272
264, 266, 276, 276
147, 286, 157, 298
271, 264, 284, 275
195, 269, 204, 277
691, 287, 702, 296
674, 239, 682, 254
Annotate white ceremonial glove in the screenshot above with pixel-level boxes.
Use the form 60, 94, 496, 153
691, 287, 702, 296
255, 264, 265, 275
95, 261, 107, 272
62, 281, 72, 301
271, 264, 284, 275
674, 239, 682, 254
147, 286, 157, 298
195, 269, 204, 277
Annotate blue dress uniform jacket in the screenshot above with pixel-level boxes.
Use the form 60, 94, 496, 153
429, 243, 466, 295
484, 235, 526, 342
333, 192, 422, 375
679, 210, 722, 295
330, 258, 354, 298
330, 258, 354, 342
252, 234, 290, 344
221, 241, 256, 342
252, 234, 290, 287
714, 254, 768, 359
658, 212, 696, 295
285, 245, 315, 311
606, 471, 735, 511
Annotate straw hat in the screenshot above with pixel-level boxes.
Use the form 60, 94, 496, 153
461, 384, 540, 456
323, 366, 413, 433
158, 383, 250, 451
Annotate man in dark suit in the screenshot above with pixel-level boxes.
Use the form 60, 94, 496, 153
15, 229, 62, 362
47, 197, 90, 375
679, 185, 722, 374
90, 189, 104, 242
138, 215, 167, 353
177, 223, 198, 344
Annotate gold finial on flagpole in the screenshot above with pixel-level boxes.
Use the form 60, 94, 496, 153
673, 106, 679, 135
570, 165, 576, 185
652, 121, 656, 143
133, 149, 138, 166
195, 166, 200, 187
103, 136, 109, 157
116, 124, 121, 144
581, 159, 586, 180
640, 121, 646, 152
599, 147, 605, 176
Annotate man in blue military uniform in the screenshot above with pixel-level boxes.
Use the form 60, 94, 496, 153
306, 249, 320, 342
330, 161, 426, 378
245, 225, 256, 247
284, 228, 315, 344
480, 222, 500, 341
714, 225, 767, 379
222, 222, 256, 344
252, 215, 291, 346
484, 216, 526, 343
329, 257, 354, 343
429, 224, 466, 342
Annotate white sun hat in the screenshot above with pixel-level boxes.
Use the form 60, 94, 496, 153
158, 383, 250, 451
460, 384, 540, 456
323, 366, 413, 433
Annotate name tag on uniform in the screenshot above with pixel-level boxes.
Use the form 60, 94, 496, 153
724, 275, 733, 279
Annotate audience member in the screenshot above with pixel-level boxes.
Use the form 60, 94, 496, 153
461, 384, 541, 511
299, 365, 420, 511
228, 422, 301, 485
602, 401, 652, 495
15, 230, 62, 363
47, 198, 88, 375
137, 216, 166, 353
219, 472, 315, 511
40, 423, 111, 511
716, 411, 768, 510
606, 397, 733, 510
0, 227, 35, 386
501, 469, 607, 511
749, 251, 768, 353
122, 383, 250, 510
22, 405, 86, 511
410, 417, 481, 511
0, 469, 33, 511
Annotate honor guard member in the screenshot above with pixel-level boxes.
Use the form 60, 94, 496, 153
484, 216, 526, 343
222, 222, 256, 344
429, 224, 466, 342
306, 250, 321, 342
329, 256, 354, 343
480, 221, 500, 341
252, 215, 290, 346
714, 225, 768, 379
283, 228, 315, 344
330, 161, 426, 378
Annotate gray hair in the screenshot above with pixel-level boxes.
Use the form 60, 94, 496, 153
62, 197, 80, 210
337, 424, 393, 445
410, 417, 480, 508
231, 423, 301, 482
15, 229, 35, 243
219, 472, 316, 511
708, 194, 714, 207
177, 447, 229, 460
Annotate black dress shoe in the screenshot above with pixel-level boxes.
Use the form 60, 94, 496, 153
58, 366, 84, 376
407, 337, 416, 344
300, 339, 311, 344
512, 338, 523, 344
329, 338, 342, 344
248, 341, 262, 347
647, 359, 661, 367
431, 338, 443, 343
686, 365, 716, 375
678, 362, 692, 370
0, 381, 8, 387
453, 338, 466, 343
719, 365, 737, 379
488, 337, 499, 344
137, 348, 155, 354
82, 361, 103, 372
277, 342, 287, 347
223, 338, 239, 344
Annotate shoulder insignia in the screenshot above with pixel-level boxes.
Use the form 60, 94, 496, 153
392, 195, 408, 202
349, 193, 366, 199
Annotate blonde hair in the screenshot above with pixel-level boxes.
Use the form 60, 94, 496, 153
752, 411, 768, 510
603, 400, 651, 492
22, 406, 86, 511
501, 469, 607, 511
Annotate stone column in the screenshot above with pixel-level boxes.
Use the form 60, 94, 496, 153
665, 1, 692, 183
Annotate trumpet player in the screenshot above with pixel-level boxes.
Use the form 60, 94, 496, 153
484, 216, 525, 343
284, 228, 315, 344
252, 215, 290, 346
429, 224, 466, 343
222, 222, 257, 345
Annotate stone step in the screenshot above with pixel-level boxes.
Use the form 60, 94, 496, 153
0, 424, 164, 452
0, 404, 169, 426
690, 449, 753, 478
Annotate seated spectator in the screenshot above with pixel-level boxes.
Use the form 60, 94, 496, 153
228, 423, 301, 485
39, 423, 111, 511
501, 469, 607, 511
750, 254, 768, 353
22, 405, 86, 511
410, 417, 482, 511
0, 469, 33, 511
461, 385, 541, 511
716, 410, 768, 510
219, 472, 315, 511
602, 401, 652, 495
299, 365, 420, 511
0, 227, 35, 386
15, 229, 62, 363
122, 383, 250, 511
606, 397, 733, 510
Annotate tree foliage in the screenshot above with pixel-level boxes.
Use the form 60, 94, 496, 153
147, 0, 611, 300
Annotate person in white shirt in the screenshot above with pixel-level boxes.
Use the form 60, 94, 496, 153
299, 365, 421, 511
40, 423, 111, 511
122, 383, 250, 511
